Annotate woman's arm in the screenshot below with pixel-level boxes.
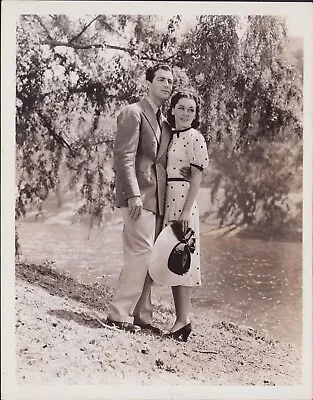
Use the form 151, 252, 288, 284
179, 166, 203, 232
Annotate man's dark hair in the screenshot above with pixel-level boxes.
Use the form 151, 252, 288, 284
146, 64, 173, 83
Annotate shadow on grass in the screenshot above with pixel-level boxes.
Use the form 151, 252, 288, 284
15, 262, 113, 313
16, 261, 175, 331
47, 309, 104, 329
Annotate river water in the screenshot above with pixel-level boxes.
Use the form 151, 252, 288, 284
17, 217, 302, 349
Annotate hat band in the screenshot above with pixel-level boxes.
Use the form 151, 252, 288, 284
167, 178, 189, 182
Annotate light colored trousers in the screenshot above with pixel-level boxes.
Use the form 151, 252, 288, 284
108, 207, 162, 324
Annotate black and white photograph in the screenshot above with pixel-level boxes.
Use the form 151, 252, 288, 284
1, 1, 313, 400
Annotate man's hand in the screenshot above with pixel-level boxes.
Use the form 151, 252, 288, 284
127, 196, 143, 219
180, 166, 191, 181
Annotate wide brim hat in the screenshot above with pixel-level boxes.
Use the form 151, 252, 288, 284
149, 222, 195, 287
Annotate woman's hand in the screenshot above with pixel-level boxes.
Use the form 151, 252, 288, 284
179, 210, 191, 233
179, 166, 191, 182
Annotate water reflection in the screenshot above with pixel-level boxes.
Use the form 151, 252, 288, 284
17, 221, 302, 348
195, 236, 302, 348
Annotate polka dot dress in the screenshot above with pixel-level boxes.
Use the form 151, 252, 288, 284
162, 128, 209, 287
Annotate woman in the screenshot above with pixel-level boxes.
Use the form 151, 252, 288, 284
150, 90, 209, 342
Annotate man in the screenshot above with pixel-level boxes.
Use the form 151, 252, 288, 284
106, 64, 174, 334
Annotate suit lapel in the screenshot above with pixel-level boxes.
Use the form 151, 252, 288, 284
156, 120, 172, 161
139, 98, 172, 160
140, 98, 160, 145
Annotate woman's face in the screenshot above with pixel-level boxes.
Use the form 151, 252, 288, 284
172, 97, 196, 130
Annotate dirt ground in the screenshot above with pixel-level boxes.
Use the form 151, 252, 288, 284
14, 262, 302, 386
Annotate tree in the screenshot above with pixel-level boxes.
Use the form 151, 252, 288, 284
177, 15, 302, 228
16, 15, 116, 225
15, 14, 303, 251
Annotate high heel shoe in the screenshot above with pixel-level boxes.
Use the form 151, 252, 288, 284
164, 323, 192, 342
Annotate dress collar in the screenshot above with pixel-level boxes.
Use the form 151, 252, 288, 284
172, 126, 192, 138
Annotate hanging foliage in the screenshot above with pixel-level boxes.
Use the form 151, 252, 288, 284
15, 14, 302, 239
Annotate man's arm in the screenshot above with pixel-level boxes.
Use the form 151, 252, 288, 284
114, 105, 143, 219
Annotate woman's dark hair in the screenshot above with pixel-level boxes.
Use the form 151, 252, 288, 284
167, 90, 201, 129
146, 64, 173, 83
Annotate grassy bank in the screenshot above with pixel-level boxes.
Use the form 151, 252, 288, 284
15, 262, 301, 386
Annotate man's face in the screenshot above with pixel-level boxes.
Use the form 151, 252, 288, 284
149, 69, 173, 103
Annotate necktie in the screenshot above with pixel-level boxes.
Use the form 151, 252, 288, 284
156, 109, 162, 130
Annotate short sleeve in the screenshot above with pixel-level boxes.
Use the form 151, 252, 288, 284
187, 130, 209, 171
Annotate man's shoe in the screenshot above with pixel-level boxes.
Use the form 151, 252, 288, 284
105, 318, 141, 333
135, 323, 163, 336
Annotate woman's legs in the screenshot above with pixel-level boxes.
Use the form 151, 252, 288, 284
170, 285, 192, 332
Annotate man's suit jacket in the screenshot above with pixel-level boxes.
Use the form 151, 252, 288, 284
114, 98, 171, 216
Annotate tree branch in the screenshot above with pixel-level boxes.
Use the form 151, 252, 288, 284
34, 16, 53, 40
140, 49, 181, 62
68, 86, 116, 98
69, 15, 101, 44
42, 39, 179, 62
42, 38, 132, 52
43, 39, 104, 49
73, 138, 114, 153
36, 110, 75, 158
